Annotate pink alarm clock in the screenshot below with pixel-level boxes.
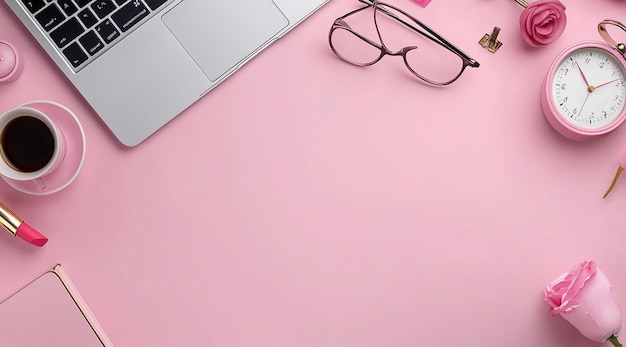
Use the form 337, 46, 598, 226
541, 20, 626, 141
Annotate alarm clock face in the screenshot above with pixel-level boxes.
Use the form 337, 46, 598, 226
551, 47, 626, 131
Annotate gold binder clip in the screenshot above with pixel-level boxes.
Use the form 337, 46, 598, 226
603, 166, 624, 198
479, 27, 502, 53
603, 147, 626, 198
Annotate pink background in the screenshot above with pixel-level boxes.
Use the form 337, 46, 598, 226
2, 0, 626, 346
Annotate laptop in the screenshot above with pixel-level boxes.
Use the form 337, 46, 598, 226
4, 0, 329, 146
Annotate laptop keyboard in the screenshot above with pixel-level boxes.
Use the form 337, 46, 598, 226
21, 0, 173, 70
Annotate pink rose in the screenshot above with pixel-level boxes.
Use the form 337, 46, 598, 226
519, 0, 567, 47
544, 261, 623, 345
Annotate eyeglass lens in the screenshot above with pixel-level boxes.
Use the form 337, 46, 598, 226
330, 8, 383, 65
330, 3, 465, 84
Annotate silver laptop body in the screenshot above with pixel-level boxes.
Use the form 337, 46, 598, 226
4, 0, 329, 146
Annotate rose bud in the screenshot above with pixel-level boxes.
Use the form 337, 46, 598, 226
516, 0, 567, 47
544, 260, 623, 346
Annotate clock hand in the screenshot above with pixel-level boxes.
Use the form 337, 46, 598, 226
594, 78, 621, 89
575, 62, 592, 88
579, 90, 591, 116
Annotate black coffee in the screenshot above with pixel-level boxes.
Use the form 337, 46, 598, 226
1, 116, 55, 172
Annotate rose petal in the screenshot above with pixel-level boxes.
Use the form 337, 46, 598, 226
544, 261, 597, 315
531, 10, 552, 24
535, 23, 555, 36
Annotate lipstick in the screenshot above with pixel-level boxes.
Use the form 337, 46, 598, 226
0, 202, 47, 247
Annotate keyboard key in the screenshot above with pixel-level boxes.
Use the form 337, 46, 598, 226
50, 17, 84, 48
62, 42, 88, 67
90, 0, 116, 18
35, 4, 65, 31
74, 0, 92, 7
20, 0, 45, 13
144, 0, 167, 11
95, 19, 120, 43
77, 8, 98, 28
57, 0, 78, 16
24, 0, 170, 70
111, 1, 148, 32
79, 30, 104, 55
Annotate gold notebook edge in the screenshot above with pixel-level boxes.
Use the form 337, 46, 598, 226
51, 264, 114, 347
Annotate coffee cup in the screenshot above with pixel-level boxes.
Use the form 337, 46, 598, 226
0, 107, 66, 190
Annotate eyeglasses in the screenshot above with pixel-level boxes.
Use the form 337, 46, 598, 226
329, 0, 480, 85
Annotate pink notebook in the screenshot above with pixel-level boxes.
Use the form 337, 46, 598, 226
0, 264, 113, 346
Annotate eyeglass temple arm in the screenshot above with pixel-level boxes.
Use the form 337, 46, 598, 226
357, 0, 479, 67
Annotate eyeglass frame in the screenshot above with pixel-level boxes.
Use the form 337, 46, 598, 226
328, 0, 480, 86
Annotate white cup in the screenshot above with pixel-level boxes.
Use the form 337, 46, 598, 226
0, 107, 66, 190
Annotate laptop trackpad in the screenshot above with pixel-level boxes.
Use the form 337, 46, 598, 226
163, 0, 289, 82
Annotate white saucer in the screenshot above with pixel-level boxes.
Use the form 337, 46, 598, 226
2, 101, 86, 195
